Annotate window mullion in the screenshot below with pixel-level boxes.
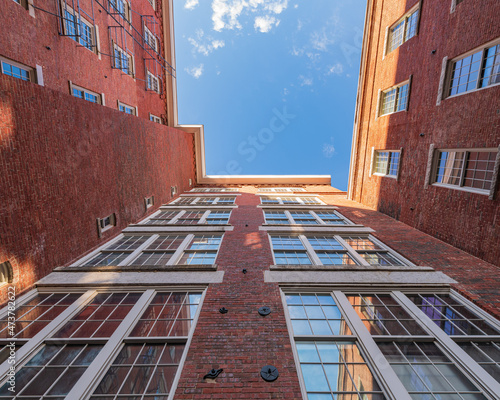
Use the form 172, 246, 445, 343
170, 210, 185, 224
198, 210, 211, 224
118, 235, 159, 266
332, 291, 413, 400
335, 235, 370, 266
277, 197, 283, 204
168, 234, 195, 265
309, 210, 325, 224
284, 210, 294, 224
65, 289, 156, 400
0, 290, 97, 378
213, 197, 220, 205
459, 151, 468, 187
392, 291, 500, 396
299, 235, 322, 265
191, 197, 200, 205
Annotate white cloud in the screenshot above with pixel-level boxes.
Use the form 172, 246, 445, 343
212, 0, 288, 32
299, 75, 313, 86
322, 143, 335, 158
188, 29, 225, 56
327, 62, 343, 75
283, 88, 289, 95
184, 0, 199, 10
311, 29, 334, 52
290, 46, 303, 56
185, 64, 204, 79
254, 15, 279, 33
297, 18, 303, 31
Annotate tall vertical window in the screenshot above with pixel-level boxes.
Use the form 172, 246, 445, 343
62, 6, 95, 51
147, 70, 160, 93
387, 7, 419, 53
144, 26, 158, 52
447, 40, 500, 97
373, 150, 400, 178
432, 149, 498, 194
109, 0, 130, 21
114, 45, 133, 76
380, 82, 409, 116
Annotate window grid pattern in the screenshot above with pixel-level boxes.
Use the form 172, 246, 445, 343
290, 211, 319, 224
380, 84, 409, 116
83, 236, 149, 267
178, 235, 222, 265
64, 10, 93, 50
458, 341, 500, 379
272, 236, 311, 265
144, 27, 157, 51
144, 211, 177, 225
205, 211, 230, 224
258, 188, 306, 192
191, 188, 239, 192
449, 44, 500, 97
0, 344, 103, 398
343, 236, 404, 267
286, 294, 387, 399
309, 236, 358, 266
315, 211, 349, 225
374, 152, 389, 174
73, 87, 99, 103
347, 294, 427, 336
119, 103, 135, 115
176, 211, 205, 225
1, 61, 30, 81
378, 341, 487, 398
174, 197, 235, 205
130, 292, 201, 337
114, 47, 131, 75
147, 71, 159, 93
0, 293, 81, 339
408, 294, 500, 336
129, 235, 186, 267
109, 0, 127, 19
265, 211, 290, 224
434, 150, 497, 192
261, 197, 323, 205
387, 8, 419, 53
54, 292, 141, 338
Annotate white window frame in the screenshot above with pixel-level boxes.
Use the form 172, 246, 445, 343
69, 81, 102, 104
171, 196, 237, 206
60, 2, 96, 53
385, 3, 420, 54
117, 100, 137, 116
144, 24, 158, 52
190, 188, 240, 192
282, 288, 500, 400
149, 113, 162, 123
372, 149, 402, 179
0, 56, 35, 83
146, 69, 160, 93
378, 79, 411, 117
140, 209, 232, 226
69, 232, 225, 267
257, 187, 306, 192
113, 43, 134, 76
97, 213, 116, 237
144, 195, 154, 209
259, 196, 325, 205
269, 234, 413, 268
109, 0, 131, 22
263, 209, 353, 226
444, 37, 500, 99
0, 287, 207, 400
429, 147, 500, 198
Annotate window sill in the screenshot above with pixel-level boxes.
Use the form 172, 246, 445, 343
269, 264, 431, 271
59, 264, 218, 272
445, 81, 500, 101
373, 173, 398, 179
431, 182, 491, 196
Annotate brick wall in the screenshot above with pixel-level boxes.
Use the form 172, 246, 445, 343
1, 0, 168, 122
0, 74, 195, 303
349, 0, 500, 266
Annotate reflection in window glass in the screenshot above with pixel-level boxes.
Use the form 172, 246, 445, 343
130, 292, 201, 337
408, 294, 500, 336
0, 344, 102, 398
378, 342, 487, 399
458, 342, 500, 382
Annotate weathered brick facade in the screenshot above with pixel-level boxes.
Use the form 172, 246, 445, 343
348, 0, 500, 267
0, 74, 195, 304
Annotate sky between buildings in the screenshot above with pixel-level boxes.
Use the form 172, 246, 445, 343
173, 0, 366, 190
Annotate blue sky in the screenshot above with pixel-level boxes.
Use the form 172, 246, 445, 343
173, 0, 366, 190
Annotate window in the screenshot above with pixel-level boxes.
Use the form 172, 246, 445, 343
71, 83, 101, 104
387, 6, 419, 53
431, 149, 498, 194
0, 289, 203, 399
258, 187, 306, 192
447, 40, 500, 97
171, 196, 236, 206
270, 235, 409, 267
149, 114, 162, 124
284, 290, 500, 400
0, 57, 34, 82
373, 150, 400, 178
191, 188, 239, 192
74, 233, 223, 267
62, 5, 95, 51
147, 0, 155, 9
379, 81, 409, 116
143, 209, 231, 225
264, 210, 351, 225
0, 261, 13, 284
145, 196, 154, 209
109, 0, 130, 21
118, 101, 136, 115
146, 70, 160, 93
97, 213, 116, 236
144, 25, 158, 52
113, 44, 133, 75
260, 196, 323, 205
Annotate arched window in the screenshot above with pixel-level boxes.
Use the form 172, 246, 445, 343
0, 261, 13, 284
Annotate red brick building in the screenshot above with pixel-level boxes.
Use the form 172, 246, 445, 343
1, 0, 500, 399
348, 0, 500, 267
